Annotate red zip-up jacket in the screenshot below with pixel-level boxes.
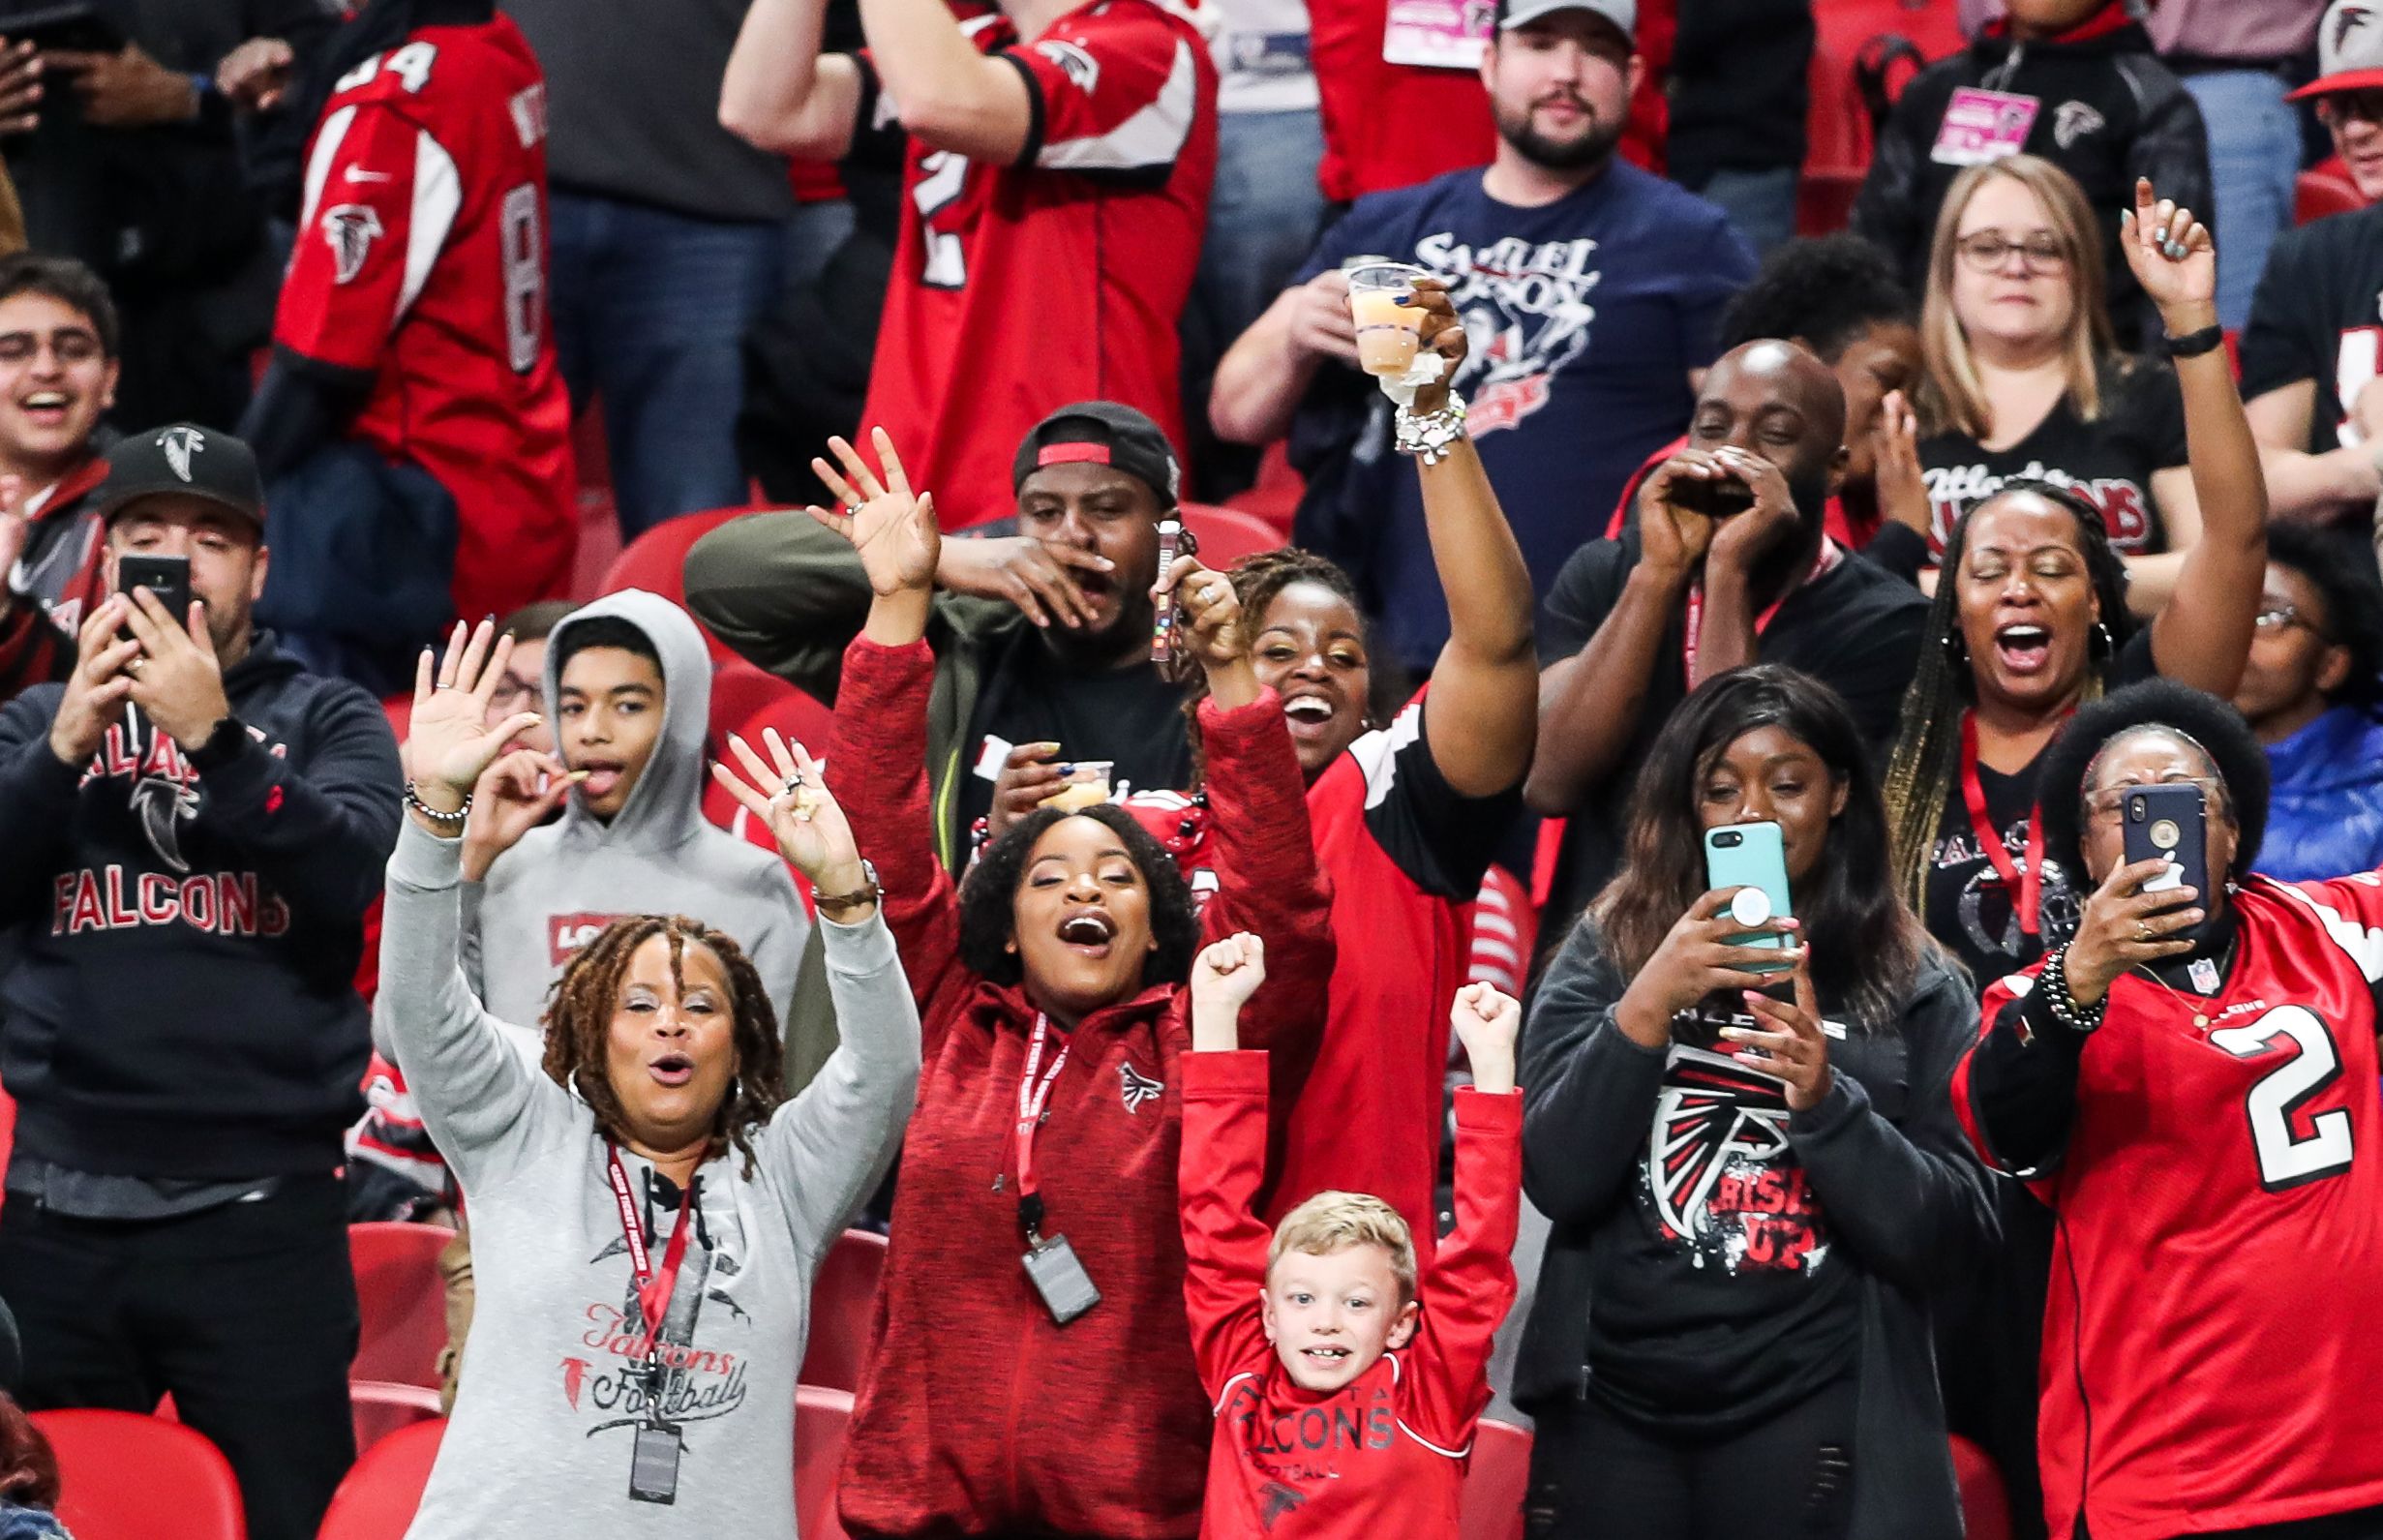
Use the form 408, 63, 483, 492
826, 635, 1336, 1540
1182, 1051, 1521, 1540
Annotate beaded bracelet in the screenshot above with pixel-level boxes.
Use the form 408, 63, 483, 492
403, 780, 471, 831
2039, 943, 2107, 1037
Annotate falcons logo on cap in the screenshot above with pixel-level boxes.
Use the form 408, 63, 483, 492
1648, 1045, 1792, 1244
321, 203, 385, 286
156, 425, 203, 483
2337, 5, 2371, 54
1118, 1061, 1162, 1113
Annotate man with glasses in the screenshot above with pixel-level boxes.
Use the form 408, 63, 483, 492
2229, 522, 2383, 881
2242, 0, 2383, 522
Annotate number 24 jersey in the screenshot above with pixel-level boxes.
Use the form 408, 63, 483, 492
1967, 873, 2383, 1540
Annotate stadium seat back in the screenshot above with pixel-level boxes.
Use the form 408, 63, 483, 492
800, 1228, 889, 1392
1459, 1417, 1531, 1540
349, 1222, 460, 1388
1950, 1434, 2012, 1540
34, 1407, 246, 1540
2298, 161, 2368, 225
351, 1380, 445, 1457
796, 1384, 856, 1540
1179, 503, 1286, 570
317, 1417, 447, 1540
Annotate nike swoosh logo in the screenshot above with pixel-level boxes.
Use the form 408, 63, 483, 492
343, 166, 393, 184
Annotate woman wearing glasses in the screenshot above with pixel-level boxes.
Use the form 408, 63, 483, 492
1867, 157, 2204, 618
1955, 678, 2383, 1540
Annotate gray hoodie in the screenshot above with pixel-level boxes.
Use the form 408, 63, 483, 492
467, 589, 811, 1029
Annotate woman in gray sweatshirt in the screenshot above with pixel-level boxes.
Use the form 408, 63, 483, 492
379, 619, 920, 1536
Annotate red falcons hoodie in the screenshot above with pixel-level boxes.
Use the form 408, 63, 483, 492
825, 636, 1336, 1540
1181, 1052, 1521, 1540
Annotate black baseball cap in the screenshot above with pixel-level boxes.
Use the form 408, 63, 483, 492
92, 422, 266, 532
1011, 402, 1182, 508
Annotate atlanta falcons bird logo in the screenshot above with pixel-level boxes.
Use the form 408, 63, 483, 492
1118, 1061, 1162, 1113
321, 203, 385, 285
2337, 4, 2371, 54
1644, 1042, 1829, 1275
156, 425, 203, 482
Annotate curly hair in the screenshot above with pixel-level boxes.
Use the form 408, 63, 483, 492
1174, 547, 1411, 770
1717, 233, 1915, 362
1882, 479, 2135, 921
2264, 522, 2383, 712
1593, 664, 1933, 1029
539, 915, 786, 1177
958, 803, 1203, 989
2034, 679, 2269, 895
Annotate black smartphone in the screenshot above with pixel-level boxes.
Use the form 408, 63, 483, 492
2, 4, 127, 54
117, 554, 192, 634
1669, 468, 1755, 519
2121, 784, 2208, 908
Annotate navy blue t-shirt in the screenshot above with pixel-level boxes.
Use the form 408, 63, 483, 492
1292, 161, 1756, 676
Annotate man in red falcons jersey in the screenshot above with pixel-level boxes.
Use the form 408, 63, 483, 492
240, 0, 573, 693
722, 0, 1217, 531
1955, 679, 2383, 1540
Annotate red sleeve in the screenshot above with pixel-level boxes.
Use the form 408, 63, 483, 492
278, 101, 455, 372
0, 598, 69, 704
1179, 1050, 1279, 1402
1010, 4, 1201, 177
824, 636, 967, 1036
1405, 1087, 1521, 1449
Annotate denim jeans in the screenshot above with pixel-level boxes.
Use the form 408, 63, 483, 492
2184, 69, 2302, 333
548, 191, 788, 536
1181, 106, 1328, 497
1683, 165, 1802, 257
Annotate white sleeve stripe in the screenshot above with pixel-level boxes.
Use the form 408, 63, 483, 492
2268, 878, 2383, 983
297, 105, 357, 231
1471, 939, 1522, 969
396, 131, 463, 326
1354, 699, 1425, 812
1037, 38, 1197, 172
1471, 913, 1520, 942
1396, 1420, 1472, 1460
1211, 1370, 1257, 1416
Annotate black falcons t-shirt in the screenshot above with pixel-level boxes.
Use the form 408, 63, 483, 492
956, 630, 1197, 834
1917, 359, 2187, 560
1536, 538, 1932, 940
1918, 629, 2157, 985
2239, 201, 2383, 454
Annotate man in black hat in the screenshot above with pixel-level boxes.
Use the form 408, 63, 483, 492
0, 423, 403, 1540
684, 404, 1193, 868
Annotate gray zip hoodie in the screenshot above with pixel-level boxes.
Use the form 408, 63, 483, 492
467, 589, 811, 1028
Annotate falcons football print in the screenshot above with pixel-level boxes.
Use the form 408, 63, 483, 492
1643, 1040, 1830, 1275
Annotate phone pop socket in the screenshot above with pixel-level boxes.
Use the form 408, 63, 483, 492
1729, 888, 1772, 927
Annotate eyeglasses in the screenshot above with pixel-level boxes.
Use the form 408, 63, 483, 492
2253, 602, 2329, 640
1954, 231, 2068, 275
2317, 90, 2383, 127
488, 674, 538, 712
2083, 777, 2225, 821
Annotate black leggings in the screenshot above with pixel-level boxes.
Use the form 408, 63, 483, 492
1526, 1377, 1857, 1540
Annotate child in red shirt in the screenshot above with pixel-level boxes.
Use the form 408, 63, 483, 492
1180, 933, 1523, 1540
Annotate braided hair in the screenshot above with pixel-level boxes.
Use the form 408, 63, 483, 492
539, 915, 786, 1177
1882, 480, 2134, 921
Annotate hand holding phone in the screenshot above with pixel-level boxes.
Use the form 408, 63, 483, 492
1704, 821, 1795, 974
2120, 784, 2208, 903
116, 554, 192, 638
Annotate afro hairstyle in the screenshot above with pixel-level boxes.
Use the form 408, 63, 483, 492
956, 802, 1203, 990
2036, 679, 2269, 893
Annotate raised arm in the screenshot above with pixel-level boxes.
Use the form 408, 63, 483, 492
1210, 270, 1358, 447
1179, 935, 1280, 1399
857, 0, 1032, 162
1403, 282, 1535, 797
2123, 180, 2266, 699
719, 0, 863, 158
684, 512, 877, 704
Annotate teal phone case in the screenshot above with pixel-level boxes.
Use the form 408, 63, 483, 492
1704, 821, 1794, 973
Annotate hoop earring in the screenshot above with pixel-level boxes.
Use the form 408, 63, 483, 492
1941, 630, 1969, 668
2091, 621, 2115, 661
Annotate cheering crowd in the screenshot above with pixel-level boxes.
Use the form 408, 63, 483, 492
0, 0, 2381, 1537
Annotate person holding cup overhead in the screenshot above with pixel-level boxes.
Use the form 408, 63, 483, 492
1519, 665, 1994, 1540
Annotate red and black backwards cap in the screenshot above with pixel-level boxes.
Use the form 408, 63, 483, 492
1011, 401, 1182, 507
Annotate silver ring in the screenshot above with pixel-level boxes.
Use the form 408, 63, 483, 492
2162, 238, 2188, 260
780, 771, 805, 796
844, 502, 864, 516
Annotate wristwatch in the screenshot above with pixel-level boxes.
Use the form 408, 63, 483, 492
814, 860, 883, 920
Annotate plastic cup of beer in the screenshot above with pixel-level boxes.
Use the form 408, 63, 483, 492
1344, 261, 1430, 378
1044, 761, 1114, 813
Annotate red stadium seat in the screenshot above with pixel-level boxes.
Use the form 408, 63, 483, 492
1950, 1435, 2012, 1540
1802, 0, 1966, 216
701, 683, 836, 913
351, 1380, 445, 1457
349, 1222, 459, 1389
35, 1408, 246, 1540
316, 1417, 447, 1540
1464, 864, 1540, 1000
1180, 502, 1285, 571
2298, 160, 2368, 226
1459, 1417, 1531, 1540
800, 1228, 889, 1392
1223, 441, 1303, 541
0, 1079, 14, 1220
796, 1385, 856, 1540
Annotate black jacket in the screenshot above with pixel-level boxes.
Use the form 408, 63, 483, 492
0, 632, 402, 1179
1516, 918, 1997, 1540
1850, 7, 2211, 350
1667, 0, 1814, 186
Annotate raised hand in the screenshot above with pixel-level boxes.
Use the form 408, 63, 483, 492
1402, 277, 1470, 416
1189, 932, 1267, 1050
46, 596, 139, 768
462, 748, 578, 881
2062, 856, 2202, 1006
1614, 888, 1802, 1049
807, 428, 939, 599
1637, 452, 1724, 578
119, 587, 229, 750
1720, 955, 1832, 1111
405, 619, 543, 812
937, 534, 1110, 630
2118, 178, 2217, 333
1451, 981, 1521, 1095
986, 740, 1066, 837
1873, 389, 1932, 538
711, 728, 865, 894
1703, 446, 1800, 576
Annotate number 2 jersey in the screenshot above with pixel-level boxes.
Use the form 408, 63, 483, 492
272, 15, 574, 622
1953, 873, 2383, 1540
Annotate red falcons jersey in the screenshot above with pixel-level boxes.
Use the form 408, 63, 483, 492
860, 0, 1217, 530
1955, 874, 2383, 1540
274, 17, 575, 621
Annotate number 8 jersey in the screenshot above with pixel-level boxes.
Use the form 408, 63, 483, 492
1955, 872, 2383, 1540
272, 14, 575, 626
